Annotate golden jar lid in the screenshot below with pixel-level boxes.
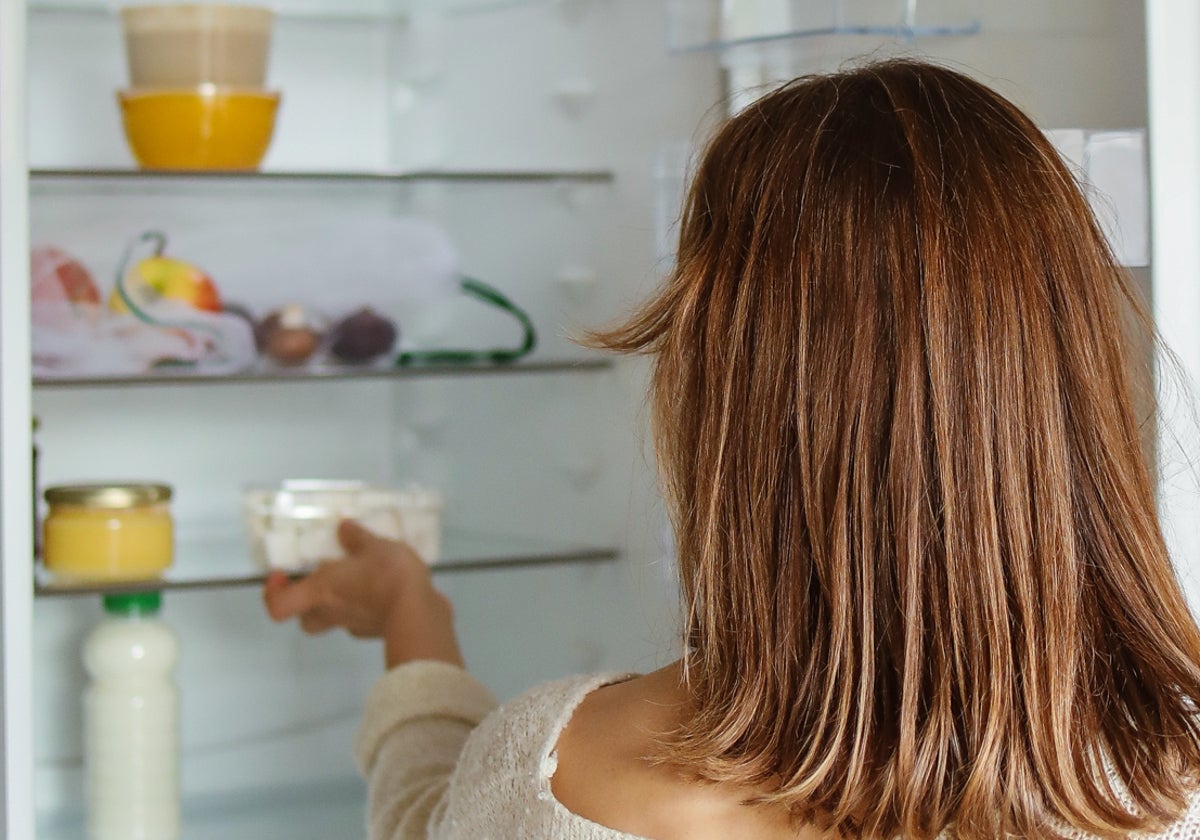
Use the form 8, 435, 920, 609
44, 483, 172, 509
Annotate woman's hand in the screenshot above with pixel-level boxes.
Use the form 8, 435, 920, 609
262, 519, 465, 670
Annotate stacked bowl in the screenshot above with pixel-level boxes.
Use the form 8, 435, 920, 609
118, 4, 280, 170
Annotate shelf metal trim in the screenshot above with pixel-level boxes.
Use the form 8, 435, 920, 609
30, 0, 556, 24
30, 167, 615, 186
34, 546, 620, 598
670, 21, 981, 53
33, 357, 613, 389
28, 1, 409, 24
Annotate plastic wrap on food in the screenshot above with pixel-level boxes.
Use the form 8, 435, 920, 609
32, 299, 256, 378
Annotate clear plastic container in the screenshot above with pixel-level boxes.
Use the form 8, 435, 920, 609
242, 480, 444, 572
42, 483, 174, 582
121, 4, 274, 89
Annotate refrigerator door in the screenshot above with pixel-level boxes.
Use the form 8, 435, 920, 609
1147, 0, 1200, 610
0, 0, 35, 836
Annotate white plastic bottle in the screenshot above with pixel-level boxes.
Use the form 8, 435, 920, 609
84, 591, 180, 840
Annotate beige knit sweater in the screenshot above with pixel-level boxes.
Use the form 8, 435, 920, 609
354, 661, 1200, 840
355, 661, 637, 839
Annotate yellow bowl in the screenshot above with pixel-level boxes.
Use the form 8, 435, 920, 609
118, 87, 280, 171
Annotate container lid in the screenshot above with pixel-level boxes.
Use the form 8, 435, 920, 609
102, 591, 162, 616
44, 483, 172, 509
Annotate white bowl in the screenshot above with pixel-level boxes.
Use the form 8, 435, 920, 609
242, 480, 443, 572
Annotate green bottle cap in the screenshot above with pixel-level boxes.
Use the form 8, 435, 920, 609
102, 591, 162, 616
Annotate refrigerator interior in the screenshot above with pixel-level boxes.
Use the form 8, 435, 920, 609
22, 0, 1153, 835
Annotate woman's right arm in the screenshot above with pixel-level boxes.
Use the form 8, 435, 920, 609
263, 521, 496, 839
353, 660, 497, 839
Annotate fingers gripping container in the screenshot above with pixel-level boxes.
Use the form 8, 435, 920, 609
242, 480, 443, 572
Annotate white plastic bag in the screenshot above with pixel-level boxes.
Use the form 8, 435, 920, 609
32, 299, 256, 378
174, 216, 463, 315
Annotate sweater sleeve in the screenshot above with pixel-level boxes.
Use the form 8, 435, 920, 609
354, 660, 499, 840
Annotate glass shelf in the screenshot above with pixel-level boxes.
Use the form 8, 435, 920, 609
28, 0, 404, 23
30, 167, 615, 187
671, 20, 982, 52
667, 0, 980, 53
29, 0, 556, 24
35, 529, 620, 598
38, 778, 367, 840
33, 357, 612, 389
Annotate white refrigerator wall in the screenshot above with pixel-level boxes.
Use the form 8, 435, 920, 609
26, 0, 1152, 822
29, 0, 719, 815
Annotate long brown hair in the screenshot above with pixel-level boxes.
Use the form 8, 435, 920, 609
589, 60, 1200, 838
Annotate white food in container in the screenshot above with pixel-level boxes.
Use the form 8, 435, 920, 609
243, 480, 443, 572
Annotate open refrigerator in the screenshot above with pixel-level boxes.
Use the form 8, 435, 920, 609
0, 0, 1190, 837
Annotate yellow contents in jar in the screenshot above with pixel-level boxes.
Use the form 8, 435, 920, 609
42, 484, 173, 582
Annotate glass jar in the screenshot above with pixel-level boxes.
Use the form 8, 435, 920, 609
43, 484, 174, 582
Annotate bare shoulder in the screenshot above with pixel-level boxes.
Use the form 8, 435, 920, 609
551, 663, 812, 840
